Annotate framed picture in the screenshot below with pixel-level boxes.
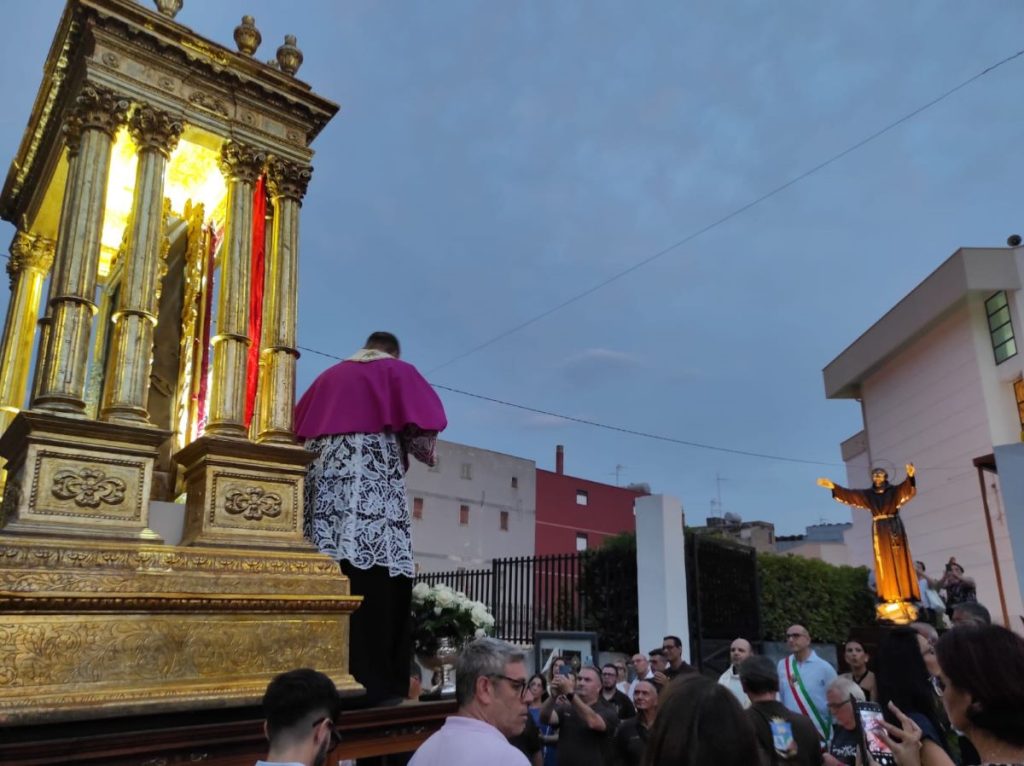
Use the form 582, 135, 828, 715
534, 630, 599, 675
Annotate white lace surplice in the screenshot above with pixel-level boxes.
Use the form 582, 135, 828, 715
303, 430, 436, 578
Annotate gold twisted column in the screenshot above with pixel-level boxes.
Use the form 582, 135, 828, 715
256, 158, 312, 443
0, 233, 55, 437
100, 107, 183, 425
205, 141, 264, 437
33, 84, 130, 414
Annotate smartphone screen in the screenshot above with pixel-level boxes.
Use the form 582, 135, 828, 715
558, 666, 571, 677
855, 702, 895, 766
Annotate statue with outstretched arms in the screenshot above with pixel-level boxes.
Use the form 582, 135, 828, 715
817, 464, 920, 604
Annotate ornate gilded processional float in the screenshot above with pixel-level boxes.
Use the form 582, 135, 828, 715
0, 0, 362, 723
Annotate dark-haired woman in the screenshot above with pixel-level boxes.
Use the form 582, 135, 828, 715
876, 627, 955, 766
841, 639, 877, 702
524, 674, 558, 766
935, 624, 1024, 766
509, 675, 547, 766
642, 674, 761, 766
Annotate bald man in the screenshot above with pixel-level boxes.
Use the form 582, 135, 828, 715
717, 637, 753, 708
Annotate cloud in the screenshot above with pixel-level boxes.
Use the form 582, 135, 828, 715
560, 348, 641, 383
521, 413, 572, 430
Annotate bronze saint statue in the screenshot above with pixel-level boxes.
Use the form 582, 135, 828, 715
817, 465, 921, 611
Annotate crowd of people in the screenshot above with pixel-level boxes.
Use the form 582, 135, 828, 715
283, 336, 1019, 766
254, 613, 1024, 766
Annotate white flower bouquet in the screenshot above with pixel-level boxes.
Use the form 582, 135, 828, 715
411, 582, 496, 656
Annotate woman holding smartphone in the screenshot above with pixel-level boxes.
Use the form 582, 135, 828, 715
876, 628, 954, 766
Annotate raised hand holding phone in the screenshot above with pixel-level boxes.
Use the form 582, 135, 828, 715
855, 701, 895, 766
873, 702, 924, 766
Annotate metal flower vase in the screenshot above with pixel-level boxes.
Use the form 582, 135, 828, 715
420, 636, 460, 697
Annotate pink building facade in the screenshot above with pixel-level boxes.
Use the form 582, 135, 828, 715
824, 246, 1024, 626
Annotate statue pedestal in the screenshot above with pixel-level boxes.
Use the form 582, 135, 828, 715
0, 411, 169, 541
876, 599, 918, 625
174, 435, 314, 550
0, 536, 362, 724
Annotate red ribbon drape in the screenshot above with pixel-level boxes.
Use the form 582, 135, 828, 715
244, 176, 267, 429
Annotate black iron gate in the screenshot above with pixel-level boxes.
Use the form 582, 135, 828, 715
416, 532, 760, 669
685, 532, 761, 672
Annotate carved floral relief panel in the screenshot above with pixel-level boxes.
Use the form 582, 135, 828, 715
208, 471, 300, 535
29, 450, 146, 523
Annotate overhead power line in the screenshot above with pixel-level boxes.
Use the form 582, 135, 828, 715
299, 343, 841, 467
426, 47, 1024, 375
299, 343, 977, 471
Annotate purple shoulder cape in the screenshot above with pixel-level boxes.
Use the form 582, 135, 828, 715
294, 358, 447, 439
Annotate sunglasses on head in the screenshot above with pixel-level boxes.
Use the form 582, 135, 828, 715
312, 717, 341, 750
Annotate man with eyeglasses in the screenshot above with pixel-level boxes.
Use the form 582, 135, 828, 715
411, 637, 533, 765
776, 624, 837, 746
599, 663, 636, 720
657, 635, 696, 683
821, 676, 865, 766
626, 653, 654, 701
257, 668, 342, 766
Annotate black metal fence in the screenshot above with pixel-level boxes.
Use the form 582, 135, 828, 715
416, 568, 493, 606
416, 552, 603, 644
415, 533, 760, 661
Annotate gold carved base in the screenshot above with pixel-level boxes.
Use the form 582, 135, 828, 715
0, 536, 363, 724
175, 434, 314, 550
0, 411, 169, 541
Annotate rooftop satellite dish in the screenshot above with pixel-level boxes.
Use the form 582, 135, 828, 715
724, 511, 743, 524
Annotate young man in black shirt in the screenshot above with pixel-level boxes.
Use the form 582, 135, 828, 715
599, 663, 636, 721
740, 655, 823, 766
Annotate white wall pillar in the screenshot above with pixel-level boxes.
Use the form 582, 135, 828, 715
635, 493, 691, 661
994, 443, 1024, 626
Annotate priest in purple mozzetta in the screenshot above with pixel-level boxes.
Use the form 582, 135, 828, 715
296, 331, 447, 705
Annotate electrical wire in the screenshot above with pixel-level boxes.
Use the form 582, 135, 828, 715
298, 343, 985, 471
301, 343, 834, 468
426, 47, 1024, 375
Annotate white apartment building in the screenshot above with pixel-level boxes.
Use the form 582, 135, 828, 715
405, 440, 537, 573
823, 245, 1024, 626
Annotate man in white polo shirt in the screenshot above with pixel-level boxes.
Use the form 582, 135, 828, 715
411, 637, 533, 766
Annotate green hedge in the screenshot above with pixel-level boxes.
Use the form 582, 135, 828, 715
576, 535, 875, 648
758, 552, 876, 644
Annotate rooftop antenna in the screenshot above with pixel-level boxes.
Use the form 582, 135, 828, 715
612, 464, 627, 486
710, 472, 728, 515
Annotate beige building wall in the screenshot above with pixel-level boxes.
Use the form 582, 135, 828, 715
827, 247, 1024, 625
780, 541, 850, 567
840, 431, 874, 570
856, 301, 1022, 622
406, 440, 537, 573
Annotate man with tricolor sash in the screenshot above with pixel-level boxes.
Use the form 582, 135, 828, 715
776, 624, 837, 747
